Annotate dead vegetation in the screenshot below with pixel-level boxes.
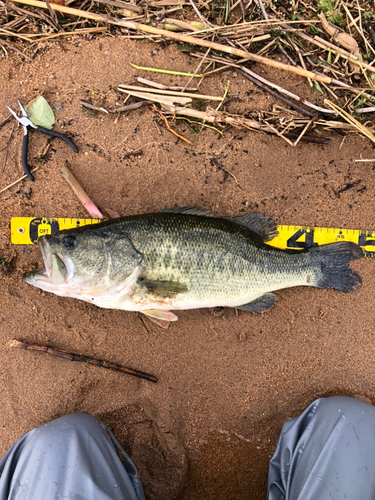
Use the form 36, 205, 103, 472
1, 0, 375, 145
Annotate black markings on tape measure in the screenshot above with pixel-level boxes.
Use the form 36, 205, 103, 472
358, 232, 375, 247
359, 232, 375, 257
287, 228, 318, 249
29, 218, 60, 243
285, 227, 375, 257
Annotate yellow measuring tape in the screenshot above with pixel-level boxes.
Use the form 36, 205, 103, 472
10, 217, 375, 257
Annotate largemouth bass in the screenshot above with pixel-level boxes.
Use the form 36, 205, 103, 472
23, 208, 363, 322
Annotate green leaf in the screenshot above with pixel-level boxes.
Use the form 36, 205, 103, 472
25, 96, 55, 129
313, 80, 323, 93
354, 96, 367, 108
0, 256, 9, 273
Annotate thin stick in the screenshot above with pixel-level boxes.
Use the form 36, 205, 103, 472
193, 52, 337, 114
0, 27, 34, 41
9, 0, 332, 83
93, 0, 143, 13
0, 116, 12, 129
150, 106, 193, 145
292, 118, 314, 146
216, 80, 230, 111
0, 167, 39, 194
0, 39, 33, 60
255, 0, 268, 20
119, 89, 191, 106
182, 47, 210, 92
289, 39, 312, 87
342, 3, 375, 56
282, 131, 329, 144
356, 107, 375, 114
136, 77, 197, 91
81, 100, 109, 114
110, 101, 152, 113
235, 67, 315, 117
44, 0, 61, 32
33, 27, 107, 42
278, 45, 298, 66
187, 0, 212, 28
10, 339, 158, 383
313, 70, 375, 100
308, 34, 375, 74
364, 19, 375, 46
314, 35, 358, 59
324, 99, 375, 144
118, 84, 222, 101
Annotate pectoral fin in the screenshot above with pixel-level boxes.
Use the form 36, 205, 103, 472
139, 279, 188, 298
236, 293, 277, 313
142, 309, 178, 321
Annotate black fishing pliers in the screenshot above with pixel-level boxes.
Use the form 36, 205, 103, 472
7, 100, 78, 182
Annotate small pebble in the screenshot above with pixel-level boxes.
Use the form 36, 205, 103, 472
23, 246, 32, 255
239, 332, 247, 342
55, 104, 63, 111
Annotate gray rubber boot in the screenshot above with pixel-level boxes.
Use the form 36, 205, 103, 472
0, 413, 146, 500
268, 396, 375, 500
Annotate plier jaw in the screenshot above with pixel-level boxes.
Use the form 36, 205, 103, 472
7, 100, 37, 135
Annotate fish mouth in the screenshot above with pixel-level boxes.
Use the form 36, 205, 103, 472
23, 236, 68, 286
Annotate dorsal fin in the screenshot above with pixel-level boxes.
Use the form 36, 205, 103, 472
160, 206, 213, 217
224, 213, 278, 242
160, 206, 278, 242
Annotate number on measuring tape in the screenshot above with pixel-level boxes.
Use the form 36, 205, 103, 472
287, 228, 318, 249
29, 218, 60, 243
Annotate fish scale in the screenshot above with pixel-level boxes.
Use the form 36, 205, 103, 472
23, 211, 363, 321
86, 214, 358, 308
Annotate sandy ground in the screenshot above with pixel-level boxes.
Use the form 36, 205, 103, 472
1, 35, 375, 499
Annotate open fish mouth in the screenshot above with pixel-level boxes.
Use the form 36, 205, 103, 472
23, 236, 68, 286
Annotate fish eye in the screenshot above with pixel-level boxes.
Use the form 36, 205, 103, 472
62, 236, 77, 249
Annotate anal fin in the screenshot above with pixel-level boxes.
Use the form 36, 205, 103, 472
142, 309, 178, 322
236, 293, 277, 313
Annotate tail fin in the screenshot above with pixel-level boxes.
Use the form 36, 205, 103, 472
310, 242, 363, 293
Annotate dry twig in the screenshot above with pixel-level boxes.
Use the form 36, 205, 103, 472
10, 339, 158, 383
9, 0, 332, 83
150, 105, 193, 145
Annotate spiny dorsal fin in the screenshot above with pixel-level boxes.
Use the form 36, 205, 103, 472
160, 206, 213, 217
139, 279, 188, 298
160, 206, 278, 241
225, 213, 278, 242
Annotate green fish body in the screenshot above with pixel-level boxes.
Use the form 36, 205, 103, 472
23, 208, 363, 322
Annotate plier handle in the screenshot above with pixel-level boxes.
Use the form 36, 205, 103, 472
7, 100, 78, 182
